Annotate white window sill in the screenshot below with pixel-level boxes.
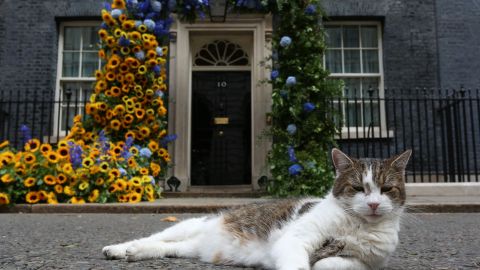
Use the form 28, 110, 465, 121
335, 127, 394, 140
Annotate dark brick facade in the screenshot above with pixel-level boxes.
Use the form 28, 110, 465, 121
0, 0, 103, 96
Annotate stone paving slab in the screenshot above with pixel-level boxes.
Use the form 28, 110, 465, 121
1, 196, 480, 214
0, 213, 479, 270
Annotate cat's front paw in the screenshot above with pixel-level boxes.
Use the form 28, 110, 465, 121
102, 244, 128, 260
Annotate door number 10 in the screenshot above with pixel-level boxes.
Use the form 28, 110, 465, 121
217, 81, 227, 88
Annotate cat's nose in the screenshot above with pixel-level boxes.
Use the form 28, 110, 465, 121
368, 202, 380, 211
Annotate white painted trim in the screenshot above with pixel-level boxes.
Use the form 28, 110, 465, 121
406, 182, 480, 196
324, 21, 387, 136
53, 21, 100, 138
169, 14, 272, 191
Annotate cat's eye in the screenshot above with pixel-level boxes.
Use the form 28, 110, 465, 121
381, 186, 393, 193
352, 186, 364, 192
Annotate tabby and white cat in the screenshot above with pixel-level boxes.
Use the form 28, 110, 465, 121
102, 148, 411, 270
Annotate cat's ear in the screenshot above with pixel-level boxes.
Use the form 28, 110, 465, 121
331, 148, 354, 172
388, 149, 412, 170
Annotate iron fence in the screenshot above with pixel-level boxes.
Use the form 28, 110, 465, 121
0, 87, 479, 183
334, 86, 480, 183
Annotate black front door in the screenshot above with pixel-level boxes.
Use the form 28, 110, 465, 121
191, 71, 251, 185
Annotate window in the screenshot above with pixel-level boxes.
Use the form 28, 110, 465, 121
54, 22, 102, 137
324, 22, 387, 138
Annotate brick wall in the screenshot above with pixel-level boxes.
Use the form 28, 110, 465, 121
322, 0, 439, 89
436, 0, 480, 89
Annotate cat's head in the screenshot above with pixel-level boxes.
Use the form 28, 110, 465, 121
331, 148, 412, 223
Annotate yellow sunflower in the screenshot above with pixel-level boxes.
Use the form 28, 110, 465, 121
95, 178, 105, 186
23, 152, 36, 164
128, 192, 142, 203
115, 179, 127, 191
1, 174, 14, 184
62, 163, 74, 175
71, 197, 85, 204
0, 140, 9, 148
88, 189, 100, 203
56, 173, 68, 184
24, 139, 40, 152
25, 191, 40, 204
158, 148, 168, 157
79, 181, 90, 191
23, 177, 36, 187
44, 175, 56, 185
139, 168, 149, 175
47, 192, 58, 204
117, 194, 129, 203
54, 185, 63, 194
145, 184, 154, 195
0, 193, 10, 204
82, 157, 94, 168
110, 119, 121, 131
64, 186, 75, 196
46, 151, 60, 164
99, 162, 110, 173
57, 147, 70, 159
130, 177, 142, 187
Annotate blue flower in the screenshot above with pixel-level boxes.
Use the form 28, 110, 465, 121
305, 4, 316, 15
20, 124, 31, 144
127, 0, 138, 6
150, 176, 155, 185
140, 148, 153, 158
286, 76, 297, 87
288, 146, 297, 162
134, 20, 143, 27
104, 2, 112, 11
155, 90, 165, 98
303, 102, 316, 112
152, 65, 161, 75
280, 36, 292, 47
289, 164, 303, 176
161, 134, 178, 146
144, 19, 156, 31
138, 1, 150, 13
271, 70, 279, 80
151, 0, 162, 12
135, 50, 145, 60
156, 46, 164, 56
125, 136, 134, 148
145, 12, 157, 20
286, 124, 297, 135
119, 167, 127, 176
111, 9, 123, 19
118, 36, 130, 47
70, 144, 83, 169
100, 22, 108, 29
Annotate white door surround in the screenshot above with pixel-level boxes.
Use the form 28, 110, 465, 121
168, 14, 273, 191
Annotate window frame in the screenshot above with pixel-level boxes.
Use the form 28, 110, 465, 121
53, 21, 102, 139
323, 21, 391, 139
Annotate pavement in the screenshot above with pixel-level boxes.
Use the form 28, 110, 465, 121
1, 195, 479, 214
0, 213, 479, 270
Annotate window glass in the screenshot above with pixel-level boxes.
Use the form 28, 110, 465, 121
325, 26, 342, 48
343, 26, 359, 48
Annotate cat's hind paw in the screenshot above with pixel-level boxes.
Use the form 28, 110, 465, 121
102, 244, 128, 260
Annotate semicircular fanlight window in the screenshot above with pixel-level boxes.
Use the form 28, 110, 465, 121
194, 40, 249, 66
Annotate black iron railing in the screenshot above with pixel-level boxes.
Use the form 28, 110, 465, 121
0, 87, 479, 183
334, 87, 480, 183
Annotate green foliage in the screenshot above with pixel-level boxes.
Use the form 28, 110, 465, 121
266, 0, 342, 197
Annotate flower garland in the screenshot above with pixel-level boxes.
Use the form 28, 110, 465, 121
0, 0, 179, 205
